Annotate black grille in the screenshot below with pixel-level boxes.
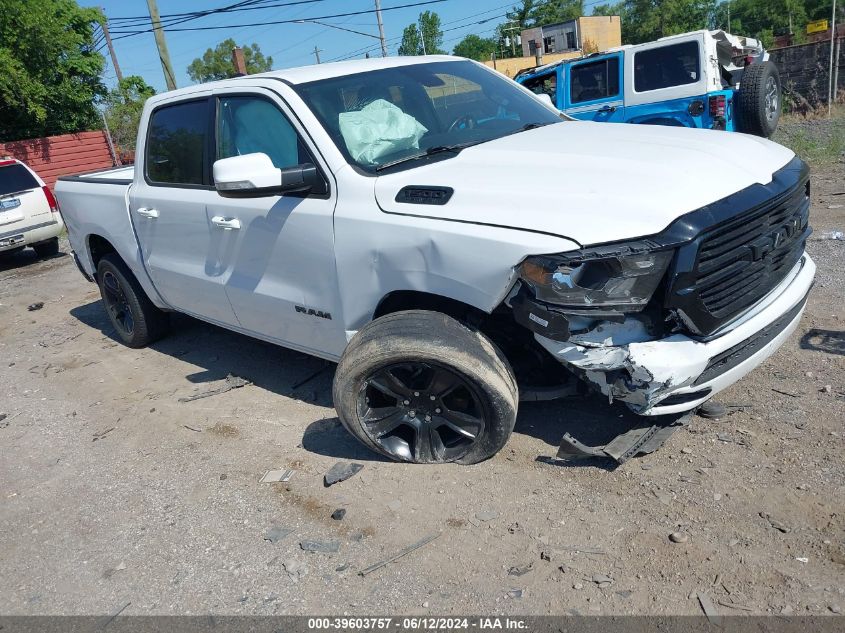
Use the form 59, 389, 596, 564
693, 182, 810, 323
662, 159, 811, 336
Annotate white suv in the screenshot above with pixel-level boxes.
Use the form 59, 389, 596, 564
0, 157, 64, 258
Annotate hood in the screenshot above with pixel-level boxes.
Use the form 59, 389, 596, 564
374, 121, 795, 247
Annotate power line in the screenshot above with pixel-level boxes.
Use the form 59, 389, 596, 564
108, 0, 319, 23
109, 0, 448, 36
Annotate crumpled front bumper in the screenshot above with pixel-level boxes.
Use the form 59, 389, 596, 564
536, 253, 815, 415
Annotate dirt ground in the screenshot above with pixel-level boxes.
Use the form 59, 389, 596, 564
1, 140, 844, 618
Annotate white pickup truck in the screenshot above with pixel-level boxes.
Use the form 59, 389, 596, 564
56, 56, 815, 465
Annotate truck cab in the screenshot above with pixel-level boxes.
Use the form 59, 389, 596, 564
517, 30, 780, 137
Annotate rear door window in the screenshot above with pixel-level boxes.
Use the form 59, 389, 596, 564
146, 99, 210, 186
0, 164, 39, 197
634, 41, 700, 92
570, 58, 620, 104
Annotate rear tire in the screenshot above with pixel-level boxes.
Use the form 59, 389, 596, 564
333, 310, 519, 464
97, 254, 169, 348
32, 237, 59, 258
737, 61, 781, 137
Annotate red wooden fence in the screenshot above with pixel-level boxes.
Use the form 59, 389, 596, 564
0, 130, 116, 189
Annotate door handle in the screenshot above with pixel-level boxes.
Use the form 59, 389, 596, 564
211, 216, 241, 230
598, 105, 617, 113
136, 207, 159, 218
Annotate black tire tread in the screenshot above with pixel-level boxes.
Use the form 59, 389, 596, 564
737, 61, 780, 137
97, 254, 169, 348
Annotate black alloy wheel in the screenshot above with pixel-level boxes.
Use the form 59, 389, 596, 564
357, 361, 487, 463
101, 269, 135, 337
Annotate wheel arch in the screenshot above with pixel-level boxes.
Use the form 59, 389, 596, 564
372, 289, 492, 325
86, 233, 118, 277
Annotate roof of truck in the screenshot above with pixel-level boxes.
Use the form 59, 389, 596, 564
151, 55, 463, 102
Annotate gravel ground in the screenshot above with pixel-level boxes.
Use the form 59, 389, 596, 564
1, 135, 843, 617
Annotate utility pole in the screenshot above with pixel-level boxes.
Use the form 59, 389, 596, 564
374, 0, 388, 57
418, 22, 427, 55
830, 0, 838, 116
727, 2, 730, 30
502, 24, 520, 56
231, 47, 247, 76
100, 10, 123, 82
312, 45, 322, 64
146, 0, 177, 91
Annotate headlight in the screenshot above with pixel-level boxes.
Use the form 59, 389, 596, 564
518, 246, 673, 311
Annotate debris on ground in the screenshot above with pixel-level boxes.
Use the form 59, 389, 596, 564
669, 532, 689, 544
592, 574, 613, 587
259, 469, 295, 483
507, 562, 533, 576
92, 427, 115, 441
103, 561, 127, 579
178, 374, 250, 403
760, 512, 792, 533
697, 592, 721, 626
557, 421, 683, 464
324, 462, 363, 487
27, 302, 44, 311
358, 533, 440, 576
475, 510, 499, 522
264, 527, 294, 543
817, 230, 844, 241
282, 559, 308, 582
506, 589, 524, 599
300, 539, 340, 553
0, 414, 7, 429
182, 425, 202, 432
331, 508, 346, 521
771, 388, 801, 398
697, 400, 727, 419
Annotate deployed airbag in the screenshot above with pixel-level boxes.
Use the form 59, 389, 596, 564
338, 99, 427, 165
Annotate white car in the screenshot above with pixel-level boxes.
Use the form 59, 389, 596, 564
0, 157, 64, 258
55, 56, 814, 465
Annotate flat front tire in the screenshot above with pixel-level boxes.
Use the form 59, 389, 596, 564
97, 254, 169, 348
333, 310, 518, 464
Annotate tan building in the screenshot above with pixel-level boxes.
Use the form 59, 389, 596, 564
521, 16, 621, 57
483, 16, 621, 79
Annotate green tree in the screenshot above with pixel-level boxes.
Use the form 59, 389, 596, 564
712, 0, 806, 39
530, 0, 585, 25
187, 39, 272, 83
102, 75, 155, 153
398, 11, 445, 55
398, 24, 422, 55
0, 0, 106, 142
453, 34, 499, 61
593, 0, 717, 44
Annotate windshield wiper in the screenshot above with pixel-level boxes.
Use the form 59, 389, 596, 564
375, 142, 478, 172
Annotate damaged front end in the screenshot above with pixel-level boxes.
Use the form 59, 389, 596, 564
510, 238, 689, 413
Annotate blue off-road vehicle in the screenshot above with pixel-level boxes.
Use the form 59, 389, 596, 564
516, 29, 782, 137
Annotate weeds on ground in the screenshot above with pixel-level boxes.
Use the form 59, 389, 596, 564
774, 104, 845, 167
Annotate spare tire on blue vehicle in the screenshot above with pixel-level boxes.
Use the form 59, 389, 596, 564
737, 60, 781, 138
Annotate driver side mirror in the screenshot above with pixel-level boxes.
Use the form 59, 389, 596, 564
213, 152, 319, 198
